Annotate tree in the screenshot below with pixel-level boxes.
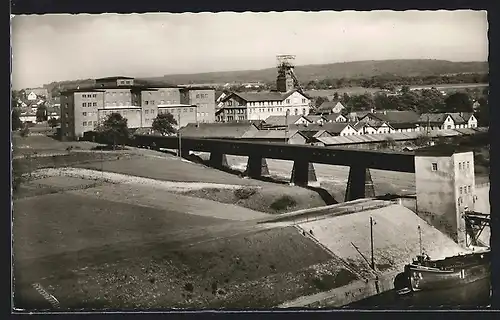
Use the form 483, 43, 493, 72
20, 125, 30, 137
417, 89, 446, 113
152, 112, 178, 136
476, 97, 489, 127
12, 109, 22, 131
48, 117, 60, 129
97, 113, 129, 150
333, 92, 339, 101
341, 93, 351, 105
347, 93, 374, 112
400, 85, 411, 94
314, 96, 328, 109
445, 92, 473, 113
36, 105, 48, 122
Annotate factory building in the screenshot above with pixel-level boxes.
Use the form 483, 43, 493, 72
60, 76, 216, 140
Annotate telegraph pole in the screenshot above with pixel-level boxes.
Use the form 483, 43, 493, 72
178, 112, 182, 158
370, 216, 375, 271
418, 225, 423, 256
285, 109, 289, 144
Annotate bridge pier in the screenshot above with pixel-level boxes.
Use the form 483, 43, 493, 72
245, 156, 269, 178
345, 166, 375, 201
290, 160, 317, 187
209, 152, 228, 170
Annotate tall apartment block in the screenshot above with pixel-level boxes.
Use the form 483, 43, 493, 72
60, 76, 216, 140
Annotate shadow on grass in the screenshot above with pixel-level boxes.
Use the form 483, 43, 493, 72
170, 151, 340, 205
91, 145, 129, 151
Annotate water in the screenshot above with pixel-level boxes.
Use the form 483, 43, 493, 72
346, 278, 491, 309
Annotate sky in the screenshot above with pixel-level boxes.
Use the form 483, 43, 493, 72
11, 10, 488, 90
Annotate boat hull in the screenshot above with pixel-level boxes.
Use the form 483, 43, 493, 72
406, 262, 490, 292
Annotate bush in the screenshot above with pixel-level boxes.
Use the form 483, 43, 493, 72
270, 195, 297, 212
183, 283, 194, 292
234, 187, 257, 200
415, 134, 431, 146
20, 126, 30, 137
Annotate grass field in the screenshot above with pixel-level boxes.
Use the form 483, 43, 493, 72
13, 189, 358, 309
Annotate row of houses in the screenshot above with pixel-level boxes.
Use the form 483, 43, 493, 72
177, 121, 486, 147
250, 110, 477, 136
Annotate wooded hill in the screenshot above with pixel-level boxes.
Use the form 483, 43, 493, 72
142, 59, 488, 85
39, 59, 488, 96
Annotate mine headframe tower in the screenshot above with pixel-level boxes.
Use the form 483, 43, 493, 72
276, 54, 305, 94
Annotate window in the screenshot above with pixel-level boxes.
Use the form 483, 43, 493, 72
82, 102, 87, 107
82, 112, 87, 116
286, 99, 291, 104
145, 110, 149, 114
302, 99, 306, 103
83, 121, 87, 126
447, 125, 452, 129
468, 186, 471, 193
93, 94, 97, 98
93, 102, 97, 106
151, 100, 155, 105
196, 94, 200, 99
145, 101, 149, 105
459, 162, 462, 170
467, 161, 470, 170
431, 163, 438, 171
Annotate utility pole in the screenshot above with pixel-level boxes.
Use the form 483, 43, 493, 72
427, 115, 430, 135
195, 104, 199, 127
370, 216, 375, 271
285, 109, 289, 144
418, 225, 423, 256
178, 112, 182, 158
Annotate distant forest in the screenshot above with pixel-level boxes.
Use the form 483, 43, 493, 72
39, 59, 488, 98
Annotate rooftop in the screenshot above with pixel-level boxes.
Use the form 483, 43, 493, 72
415, 144, 474, 156
95, 76, 135, 81
290, 122, 353, 134
316, 100, 344, 113
179, 122, 258, 139
367, 110, 421, 124
158, 104, 195, 108
264, 115, 309, 126
233, 89, 303, 102
242, 129, 302, 140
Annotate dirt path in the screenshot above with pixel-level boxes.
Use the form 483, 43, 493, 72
28, 167, 253, 192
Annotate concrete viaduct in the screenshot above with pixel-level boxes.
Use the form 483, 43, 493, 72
133, 134, 416, 201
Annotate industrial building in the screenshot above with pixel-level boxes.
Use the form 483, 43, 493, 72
59, 76, 216, 140
217, 55, 311, 123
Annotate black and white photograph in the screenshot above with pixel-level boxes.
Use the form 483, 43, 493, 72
11, 9, 491, 311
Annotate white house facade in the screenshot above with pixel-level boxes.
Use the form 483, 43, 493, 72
244, 91, 311, 121
27, 92, 38, 101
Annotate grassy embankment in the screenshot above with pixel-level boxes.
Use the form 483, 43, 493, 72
14, 191, 357, 309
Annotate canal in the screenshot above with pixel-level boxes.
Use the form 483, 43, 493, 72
345, 278, 491, 309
